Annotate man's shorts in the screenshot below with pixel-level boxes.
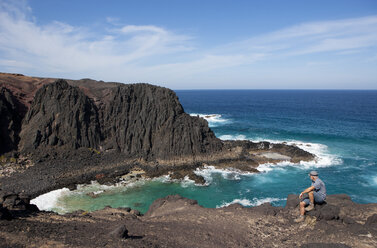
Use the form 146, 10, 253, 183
302, 191, 325, 206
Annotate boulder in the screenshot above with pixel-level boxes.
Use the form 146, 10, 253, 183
365, 214, 377, 227
0, 192, 39, 213
109, 225, 129, 239
130, 209, 141, 216
285, 194, 300, 209
307, 203, 340, 221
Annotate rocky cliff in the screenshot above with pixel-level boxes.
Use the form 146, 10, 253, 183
1, 73, 222, 159
0, 87, 23, 154
0, 73, 314, 197
19, 79, 102, 151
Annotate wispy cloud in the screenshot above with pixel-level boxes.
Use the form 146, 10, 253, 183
220, 15, 377, 57
0, 0, 376, 88
0, 1, 193, 75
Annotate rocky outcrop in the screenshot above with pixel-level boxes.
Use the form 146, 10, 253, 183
19, 80, 102, 151
0, 87, 23, 153
100, 84, 222, 158
16, 79, 222, 159
0, 192, 39, 220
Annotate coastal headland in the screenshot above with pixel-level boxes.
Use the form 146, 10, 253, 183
1, 72, 376, 247
0, 72, 314, 197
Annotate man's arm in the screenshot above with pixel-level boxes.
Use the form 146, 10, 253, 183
299, 186, 315, 198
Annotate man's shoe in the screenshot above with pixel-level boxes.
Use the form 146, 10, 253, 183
294, 215, 305, 223
305, 204, 314, 212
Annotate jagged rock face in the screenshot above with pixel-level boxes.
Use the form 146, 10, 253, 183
19, 80, 101, 151
0, 88, 22, 153
17, 79, 222, 159
101, 84, 222, 158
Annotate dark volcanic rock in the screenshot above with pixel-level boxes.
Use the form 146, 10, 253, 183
17, 79, 222, 159
100, 84, 222, 158
0, 206, 12, 220
19, 79, 101, 151
285, 194, 300, 209
0, 87, 23, 153
109, 225, 129, 239
365, 214, 377, 227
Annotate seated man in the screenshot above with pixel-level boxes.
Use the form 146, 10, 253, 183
294, 170, 326, 223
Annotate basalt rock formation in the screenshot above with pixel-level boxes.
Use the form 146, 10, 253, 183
19, 79, 102, 151
2, 73, 222, 159
0, 87, 23, 154
98, 83, 222, 159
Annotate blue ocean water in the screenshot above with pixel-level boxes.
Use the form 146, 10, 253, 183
32, 90, 377, 214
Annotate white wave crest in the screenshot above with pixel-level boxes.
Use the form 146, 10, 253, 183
218, 134, 247, 140
247, 138, 343, 171
30, 188, 71, 212
194, 165, 254, 185
216, 197, 284, 208
190, 113, 229, 127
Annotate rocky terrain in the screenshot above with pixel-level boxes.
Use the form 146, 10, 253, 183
0, 72, 314, 198
0, 193, 376, 247
2, 72, 359, 247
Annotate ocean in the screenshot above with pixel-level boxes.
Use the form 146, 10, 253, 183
31, 90, 377, 214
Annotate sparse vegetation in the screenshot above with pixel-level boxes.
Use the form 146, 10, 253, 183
0, 155, 6, 163
88, 148, 101, 155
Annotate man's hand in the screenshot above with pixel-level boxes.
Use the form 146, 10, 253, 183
299, 192, 303, 199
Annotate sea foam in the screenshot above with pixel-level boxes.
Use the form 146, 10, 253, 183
217, 134, 342, 171
190, 113, 229, 127
30, 188, 71, 212
216, 197, 284, 208
255, 138, 342, 171
194, 165, 254, 185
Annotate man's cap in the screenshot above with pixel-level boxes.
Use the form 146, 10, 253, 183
309, 171, 318, 176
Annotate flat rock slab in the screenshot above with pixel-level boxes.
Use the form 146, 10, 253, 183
259, 152, 291, 160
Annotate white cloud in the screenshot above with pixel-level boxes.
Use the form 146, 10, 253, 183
0, 0, 377, 88
121, 25, 167, 34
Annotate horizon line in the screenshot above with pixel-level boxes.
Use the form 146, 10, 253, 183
173, 88, 377, 91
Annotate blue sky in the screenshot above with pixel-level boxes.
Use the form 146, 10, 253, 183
0, 0, 377, 89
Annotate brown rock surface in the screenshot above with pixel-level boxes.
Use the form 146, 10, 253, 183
0, 194, 376, 247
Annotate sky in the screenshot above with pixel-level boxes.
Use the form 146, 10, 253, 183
0, 0, 377, 89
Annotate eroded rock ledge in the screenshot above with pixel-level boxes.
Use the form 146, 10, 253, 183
1, 193, 376, 247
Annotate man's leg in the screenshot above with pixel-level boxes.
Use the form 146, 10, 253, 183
308, 191, 314, 204
295, 199, 308, 222
305, 191, 315, 211
300, 201, 306, 215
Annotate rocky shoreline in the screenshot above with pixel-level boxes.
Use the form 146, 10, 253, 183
2, 73, 375, 247
0, 72, 314, 198
1, 193, 376, 247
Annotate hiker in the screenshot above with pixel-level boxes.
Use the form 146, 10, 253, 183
294, 170, 326, 223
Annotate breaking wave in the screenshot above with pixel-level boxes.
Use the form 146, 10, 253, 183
215, 134, 343, 172
216, 197, 284, 208
194, 165, 254, 185
254, 138, 343, 172
190, 113, 230, 127
30, 188, 71, 213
